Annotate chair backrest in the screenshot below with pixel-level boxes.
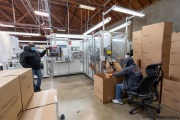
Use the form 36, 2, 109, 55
139, 63, 163, 95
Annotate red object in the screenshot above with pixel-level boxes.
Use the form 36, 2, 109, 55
68, 41, 72, 45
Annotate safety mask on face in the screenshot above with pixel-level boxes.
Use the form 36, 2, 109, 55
31, 47, 36, 51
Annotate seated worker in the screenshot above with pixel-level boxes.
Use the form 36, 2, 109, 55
109, 57, 143, 105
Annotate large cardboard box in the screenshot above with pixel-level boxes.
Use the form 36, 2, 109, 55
0, 69, 34, 110
20, 104, 58, 120
26, 90, 57, 110
0, 76, 22, 120
161, 79, 180, 112
133, 30, 142, 59
133, 57, 141, 68
141, 22, 173, 79
94, 73, 124, 104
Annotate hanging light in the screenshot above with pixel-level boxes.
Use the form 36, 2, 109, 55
0, 23, 14, 27
79, 4, 96, 11
109, 21, 131, 32
34, 11, 50, 17
112, 5, 145, 17
0, 31, 41, 36
83, 17, 111, 35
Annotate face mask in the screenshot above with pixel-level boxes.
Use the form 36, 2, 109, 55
31, 47, 36, 51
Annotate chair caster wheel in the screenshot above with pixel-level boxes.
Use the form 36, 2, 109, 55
156, 109, 160, 114
150, 118, 155, 120
127, 101, 131, 105
129, 110, 133, 114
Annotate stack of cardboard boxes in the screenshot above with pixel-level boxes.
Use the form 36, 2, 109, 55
141, 22, 173, 79
0, 68, 58, 120
133, 30, 142, 68
161, 32, 180, 112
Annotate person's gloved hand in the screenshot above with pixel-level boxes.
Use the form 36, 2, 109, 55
109, 73, 113, 77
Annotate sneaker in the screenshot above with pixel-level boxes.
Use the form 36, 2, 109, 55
112, 99, 124, 105
128, 95, 133, 100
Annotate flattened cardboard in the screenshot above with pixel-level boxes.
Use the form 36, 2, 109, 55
161, 79, 180, 112
20, 104, 57, 120
0, 69, 34, 110
0, 76, 22, 120
26, 90, 57, 110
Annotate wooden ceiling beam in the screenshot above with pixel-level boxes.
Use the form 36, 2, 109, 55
17, 12, 29, 22
7, 0, 30, 24
137, 0, 143, 7
80, 0, 111, 30
50, 12, 65, 28
69, 5, 78, 25
0, 7, 13, 22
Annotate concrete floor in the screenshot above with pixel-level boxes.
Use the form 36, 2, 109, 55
41, 74, 180, 120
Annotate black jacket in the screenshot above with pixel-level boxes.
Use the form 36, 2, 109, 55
20, 46, 47, 70
112, 57, 143, 92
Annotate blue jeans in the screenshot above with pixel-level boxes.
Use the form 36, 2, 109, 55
32, 69, 43, 90
116, 84, 123, 100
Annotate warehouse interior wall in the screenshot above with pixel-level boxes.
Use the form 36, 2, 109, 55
107, 0, 180, 40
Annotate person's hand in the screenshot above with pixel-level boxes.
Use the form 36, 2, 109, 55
109, 73, 112, 77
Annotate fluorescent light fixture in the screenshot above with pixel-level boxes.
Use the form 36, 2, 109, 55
83, 17, 111, 35
57, 29, 66, 32
0, 23, 14, 27
79, 4, 96, 11
44, 27, 51, 30
23, 36, 31, 37
112, 5, 145, 17
56, 34, 88, 39
19, 40, 48, 43
109, 21, 131, 32
34, 11, 50, 17
0, 31, 41, 36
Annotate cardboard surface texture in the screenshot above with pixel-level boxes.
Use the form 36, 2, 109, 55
161, 79, 180, 112
94, 73, 124, 104
0, 76, 22, 120
26, 90, 57, 110
0, 68, 34, 110
141, 22, 172, 79
133, 30, 142, 59
20, 104, 57, 120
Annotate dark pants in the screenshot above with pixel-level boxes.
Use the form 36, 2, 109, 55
32, 69, 42, 90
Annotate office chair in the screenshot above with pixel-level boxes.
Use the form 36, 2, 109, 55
127, 63, 164, 120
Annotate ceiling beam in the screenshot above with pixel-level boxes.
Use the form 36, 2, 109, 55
50, 12, 66, 28
17, 12, 29, 22
137, 0, 143, 7
80, 0, 112, 30
7, 0, 30, 24
0, 7, 13, 22
69, 5, 78, 25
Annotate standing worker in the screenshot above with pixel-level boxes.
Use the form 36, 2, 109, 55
109, 57, 143, 104
20, 43, 47, 92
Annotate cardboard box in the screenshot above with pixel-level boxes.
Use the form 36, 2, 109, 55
0, 68, 34, 110
161, 79, 180, 112
169, 64, 180, 78
170, 53, 180, 65
133, 30, 142, 59
133, 57, 141, 68
26, 90, 57, 110
141, 22, 172, 79
0, 76, 22, 120
171, 32, 180, 42
94, 73, 124, 104
20, 104, 58, 120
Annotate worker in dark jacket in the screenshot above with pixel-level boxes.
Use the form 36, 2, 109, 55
109, 57, 143, 105
20, 43, 47, 92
